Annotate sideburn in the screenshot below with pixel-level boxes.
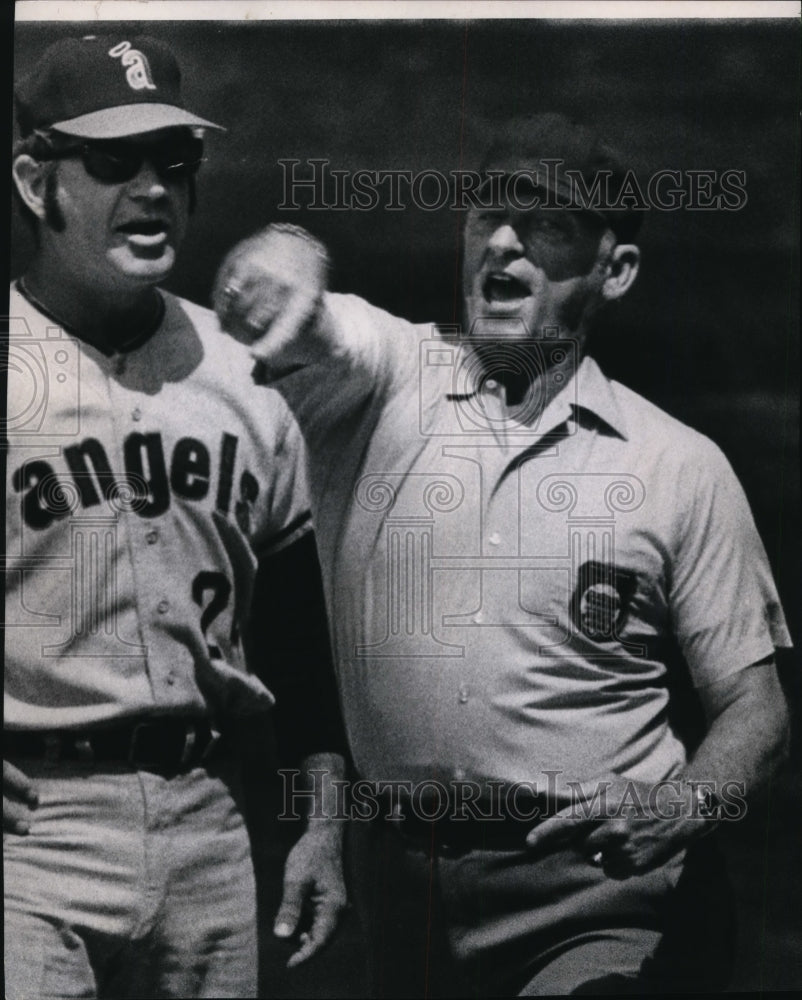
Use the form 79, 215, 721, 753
43, 168, 66, 232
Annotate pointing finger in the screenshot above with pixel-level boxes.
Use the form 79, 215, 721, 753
525, 806, 597, 853
250, 288, 321, 368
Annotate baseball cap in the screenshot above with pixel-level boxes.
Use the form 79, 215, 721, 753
15, 34, 224, 139
479, 112, 643, 241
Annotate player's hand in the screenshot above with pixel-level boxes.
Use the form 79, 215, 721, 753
525, 773, 711, 878
274, 822, 347, 967
3, 760, 39, 834
213, 223, 330, 370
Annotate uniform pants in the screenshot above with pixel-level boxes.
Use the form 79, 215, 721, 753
348, 818, 735, 997
4, 756, 257, 999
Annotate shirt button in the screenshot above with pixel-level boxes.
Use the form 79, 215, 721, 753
146, 530, 159, 545
157, 599, 170, 614
472, 613, 483, 624
458, 685, 470, 704
488, 532, 501, 546
485, 378, 498, 391
132, 408, 142, 422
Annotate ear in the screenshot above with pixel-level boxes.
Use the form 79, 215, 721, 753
12, 154, 50, 221
601, 243, 640, 302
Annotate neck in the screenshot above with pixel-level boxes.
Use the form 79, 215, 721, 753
470, 338, 585, 408
22, 260, 163, 355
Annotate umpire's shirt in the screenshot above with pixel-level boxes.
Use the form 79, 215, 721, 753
257, 293, 791, 791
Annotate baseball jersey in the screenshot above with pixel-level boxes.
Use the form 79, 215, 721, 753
5, 283, 311, 730
255, 293, 791, 788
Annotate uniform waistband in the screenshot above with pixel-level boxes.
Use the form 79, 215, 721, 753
360, 783, 552, 853
4, 717, 226, 776
380, 808, 541, 853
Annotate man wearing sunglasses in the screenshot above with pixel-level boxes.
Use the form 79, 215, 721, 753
5, 34, 346, 998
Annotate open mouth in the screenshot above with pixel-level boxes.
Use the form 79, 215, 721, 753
119, 219, 167, 234
118, 219, 169, 245
482, 272, 531, 304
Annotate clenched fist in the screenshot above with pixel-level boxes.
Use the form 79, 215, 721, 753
214, 223, 330, 370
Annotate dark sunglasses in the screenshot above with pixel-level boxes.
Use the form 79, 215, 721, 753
35, 133, 205, 184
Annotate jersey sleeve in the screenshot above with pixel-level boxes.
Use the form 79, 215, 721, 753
668, 440, 792, 687
250, 404, 312, 558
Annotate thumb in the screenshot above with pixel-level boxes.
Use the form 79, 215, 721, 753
3, 761, 38, 805
250, 288, 323, 369
274, 877, 305, 938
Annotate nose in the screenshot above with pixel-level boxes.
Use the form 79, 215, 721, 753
487, 221, 525, 256
127, 159, 169, 200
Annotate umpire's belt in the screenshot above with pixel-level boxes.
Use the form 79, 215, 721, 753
379, 795, 547, 854
4, 717, 224, 776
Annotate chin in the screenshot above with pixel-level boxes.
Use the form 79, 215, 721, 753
114, 248, 177, 285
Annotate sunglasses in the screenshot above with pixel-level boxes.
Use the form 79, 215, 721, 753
36, 134, 205, 184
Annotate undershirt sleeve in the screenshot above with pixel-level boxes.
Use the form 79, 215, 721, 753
245, 531, 348, 765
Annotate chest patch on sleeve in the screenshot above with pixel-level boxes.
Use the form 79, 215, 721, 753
571, 561, 637, 642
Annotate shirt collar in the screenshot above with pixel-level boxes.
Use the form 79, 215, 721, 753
571, 355, 629, 440
445, 345, 628, 441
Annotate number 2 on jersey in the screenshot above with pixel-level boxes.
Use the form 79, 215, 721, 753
192, 571, 239, 659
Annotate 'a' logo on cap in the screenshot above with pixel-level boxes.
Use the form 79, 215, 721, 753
108, 41, 156, 92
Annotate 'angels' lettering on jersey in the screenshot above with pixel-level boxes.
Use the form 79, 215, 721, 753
11, 431, 261, 533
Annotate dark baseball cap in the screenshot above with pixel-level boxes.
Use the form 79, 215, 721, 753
479, 112, 643, 241
15, 34, 224, 139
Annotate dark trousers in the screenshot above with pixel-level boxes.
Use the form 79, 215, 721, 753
348, 819, 735, 997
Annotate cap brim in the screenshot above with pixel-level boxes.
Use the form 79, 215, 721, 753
51, 103, 225, 139
477, 165, 623, 229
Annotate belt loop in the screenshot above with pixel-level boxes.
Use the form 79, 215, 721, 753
199, 727, 221, 763
179, 725, 197, 768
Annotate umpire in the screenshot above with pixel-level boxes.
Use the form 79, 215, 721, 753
215, 112, 792, 995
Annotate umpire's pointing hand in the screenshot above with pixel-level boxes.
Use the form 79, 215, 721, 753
214, 224, 330, 371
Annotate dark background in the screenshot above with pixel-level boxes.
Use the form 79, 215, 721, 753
10, 16, 801, 995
